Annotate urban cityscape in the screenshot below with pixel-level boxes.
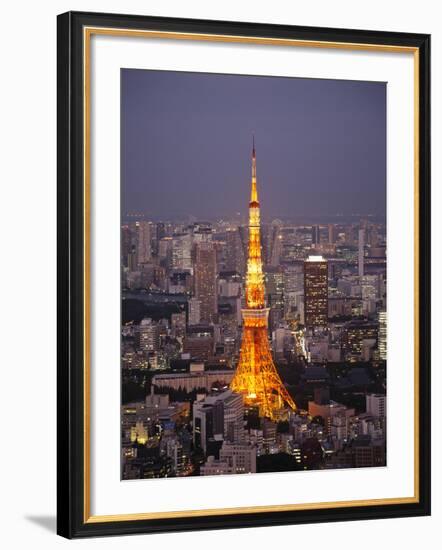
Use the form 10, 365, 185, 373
121, 143, 387, 480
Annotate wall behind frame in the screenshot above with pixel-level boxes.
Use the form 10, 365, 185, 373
0, 0, 437, 548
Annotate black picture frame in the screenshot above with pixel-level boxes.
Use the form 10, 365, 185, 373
57, 10, 431, 539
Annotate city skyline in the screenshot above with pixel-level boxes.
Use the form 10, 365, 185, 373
120, 69, 387, 480
121, 69, 386, 221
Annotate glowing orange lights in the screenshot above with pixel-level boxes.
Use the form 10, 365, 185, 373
230, 144, 296, 420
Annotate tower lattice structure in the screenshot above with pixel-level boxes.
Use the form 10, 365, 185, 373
230, 141, 296, 420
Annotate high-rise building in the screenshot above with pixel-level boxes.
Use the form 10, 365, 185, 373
222, 392, 245, 444
225, 228, 246, 274
138, 318, 159, 352
269, 220, 283, 267
230, 141, 296, 420
156, 222, 166, 241
193, 390, 244, 453
172, 233, 193, 272
193, 399, 224, 453
137, 221, 152, 265
304, 256, 328, 329
265, 266, 285, 331
378, 310, 387, 360
358, 228, 365, 277
328, 224, 336, 244
283, 263, 304, 319
311, 225, 320, 246
194, 242, 218, 324
188, 297, 201, 325
157, 236, 173, 271
121, 225, 133, 268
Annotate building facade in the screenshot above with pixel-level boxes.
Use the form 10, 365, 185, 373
304, 255, 328, 329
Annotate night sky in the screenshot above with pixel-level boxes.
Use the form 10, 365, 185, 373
121, 69, 386, 222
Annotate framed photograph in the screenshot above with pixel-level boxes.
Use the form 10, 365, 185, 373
57, 11, 431, 538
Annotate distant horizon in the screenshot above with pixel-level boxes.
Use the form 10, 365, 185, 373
122, 69, 386, 220
121, 213, 387, 225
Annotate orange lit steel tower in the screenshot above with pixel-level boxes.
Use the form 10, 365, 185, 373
230, 141, 296, 420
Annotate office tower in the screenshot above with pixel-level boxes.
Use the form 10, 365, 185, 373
194, 242, 218, 324
156, 222, 166, 241
158, 236, 173, 268
188, 297, 201, 325
311, 224, 320, 246
137, 221, 152, 265
230, 141, 296, 420
328, 224, 336, 244
304, 255, 328, 329
138, 318, 159, 352
164, 438, 186, 476
358, 228, 365, 277
193, 398, 224, 453
265, 265, 285, 331
172, 233, 193, 271
222, 391, 245, 444
283, 263, 304, 319
127, 247, 138, 272
378, 310, 387, 360
153, 265, 167, 291
121, 225, 133, 267
225, 228, 246, 274
270, 224, 283, 267
193, 390, 244, 453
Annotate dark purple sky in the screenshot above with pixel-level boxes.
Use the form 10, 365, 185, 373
121, 69, 386, 221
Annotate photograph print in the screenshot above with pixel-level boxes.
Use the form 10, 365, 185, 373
120, 69, 387, 480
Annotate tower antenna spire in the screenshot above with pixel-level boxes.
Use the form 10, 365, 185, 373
250, 135, 258, 202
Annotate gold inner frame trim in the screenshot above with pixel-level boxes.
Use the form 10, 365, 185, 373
82, 26, 420, 524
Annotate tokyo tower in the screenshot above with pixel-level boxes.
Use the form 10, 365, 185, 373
230, 140, 297, 420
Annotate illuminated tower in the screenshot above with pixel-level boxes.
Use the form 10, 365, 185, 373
230, 141, 296, 420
